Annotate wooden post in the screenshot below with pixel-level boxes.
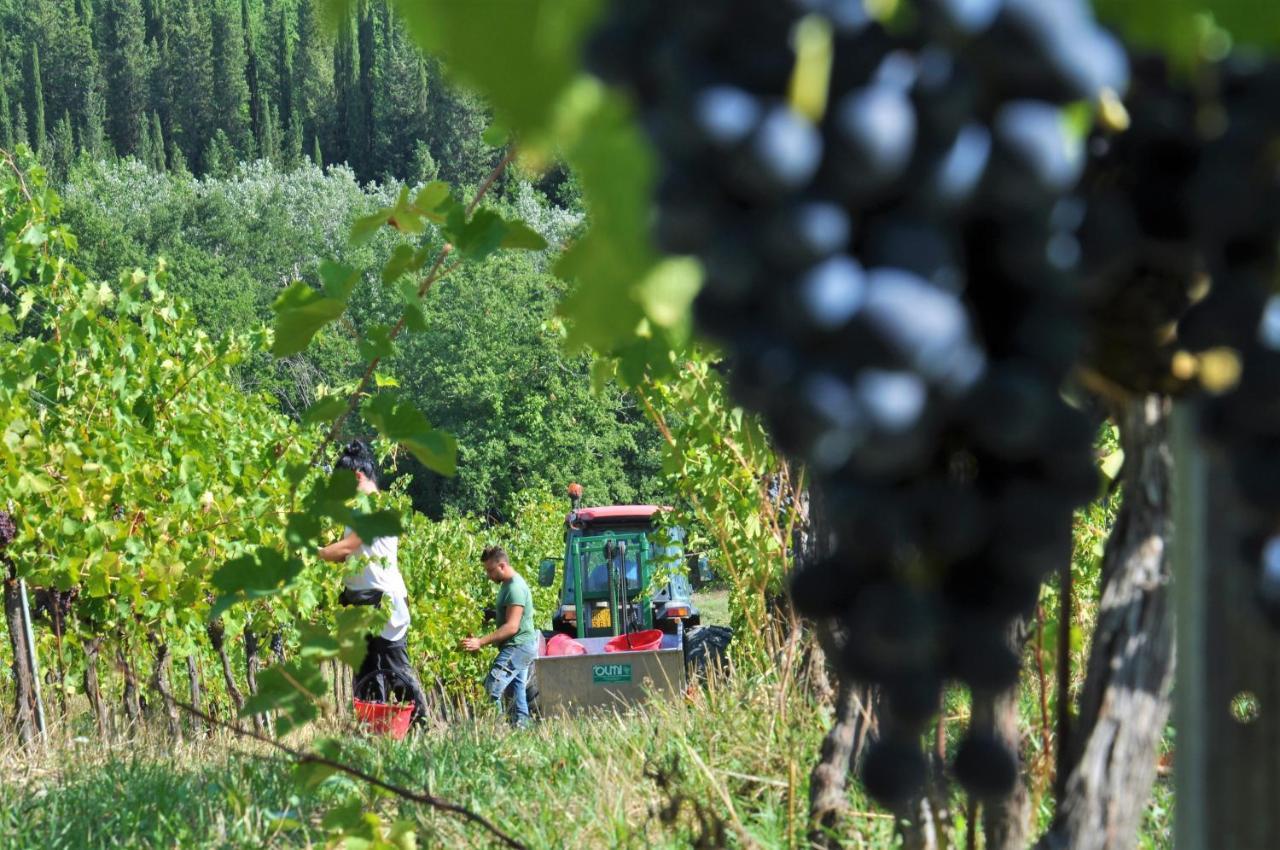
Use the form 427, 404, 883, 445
1174, 403, 1280, 850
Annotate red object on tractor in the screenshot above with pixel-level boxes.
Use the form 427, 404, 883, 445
604, 629, 663, 653
353, 698, 414, 740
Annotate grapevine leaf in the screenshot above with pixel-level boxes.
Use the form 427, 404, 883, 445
271, 283, 347, 357
500, 220, 548, 251
351, 210, 391, 246
362, 393, 457, 476
358, 323, 395, 362
350, 509, 404, 541
304, 469, 357, 524
240, 661, 327, 736
319, 261, 360, 302
389, 0, 602, 140
482, 122, 510, 147
413, 181, 452, 220
303, 396, 348, 427
454, 209, 508, 261
381, 244, 426, 284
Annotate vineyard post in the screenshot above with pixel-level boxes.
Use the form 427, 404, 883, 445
1173, 403, 1280, 850
17, 579, 47, 740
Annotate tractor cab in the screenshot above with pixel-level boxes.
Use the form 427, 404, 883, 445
538, 500, 703, 639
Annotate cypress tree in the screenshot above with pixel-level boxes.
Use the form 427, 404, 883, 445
211, 1, 252, 157
355, 0, 376, 176
242, 0, 263, 146
151, 111, 166, 171
137, 112, 155, 167
102, 0, 149, 156
168, 138, 189, 176
50, 111, 75, 180
284, 113, 303, 169
168, 0, 215, 168
274, 6, 295, 134
0, 77, 12, 150
82, 87, 106, 158
29, 45, 47, 153
14, 103, 28, 148
312, 134, 322, 168
294, 0, 333, 169
260, 100, 278, 163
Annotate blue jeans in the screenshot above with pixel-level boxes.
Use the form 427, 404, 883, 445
484, 643, 536, 726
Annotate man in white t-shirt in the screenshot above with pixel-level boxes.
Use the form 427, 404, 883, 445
318, 440, 428, 723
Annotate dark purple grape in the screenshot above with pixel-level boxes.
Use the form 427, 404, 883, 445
953, 731, 1019, 797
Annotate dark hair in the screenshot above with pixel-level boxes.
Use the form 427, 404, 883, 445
336, 439, 378, 486
481, 546, 507, 565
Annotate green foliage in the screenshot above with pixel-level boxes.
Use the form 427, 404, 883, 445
1096, 0, 1280, 69
636, 358, 799, 670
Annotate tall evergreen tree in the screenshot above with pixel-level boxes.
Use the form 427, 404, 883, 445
150, 110, 166, 171
260, 100, 278, 162
14, 102, 28, 147
273, 4, 295, 135
167, 0, 215, 166
168, 138, 189, 176
49, 110, 74, 179
211, 0, 252, 156
82, 87, 106, 158
241, 0, 263, 147
0, 72, 12, 150
332, 8, 357, 168
294, 0, 333, 169
28, 45, 47, 153
355, 0, 376, 175
102, 0, 149, 156
312, 134, 322, 168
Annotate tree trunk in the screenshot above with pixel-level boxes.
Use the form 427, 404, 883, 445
244, 626, 269, 736
150, 636, 183, 742
974, 619, 1033, 850
186, 654, 206, 736
808, 619, 878, 848
83, 636, 111, 741
118, 644, 143, 734
208, 619, 245, 729
3, 573, 39, 747
1039, 395, 1176, 850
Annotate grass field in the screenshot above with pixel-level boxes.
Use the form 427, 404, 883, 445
0, 594, 1173, 849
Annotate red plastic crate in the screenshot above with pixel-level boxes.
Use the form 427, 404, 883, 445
353, 698, 414, 740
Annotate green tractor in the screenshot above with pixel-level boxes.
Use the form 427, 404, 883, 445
527, 488, 732, 716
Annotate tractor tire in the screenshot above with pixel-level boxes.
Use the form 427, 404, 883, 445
683, 625, 733, 681
525, 662, 541, 720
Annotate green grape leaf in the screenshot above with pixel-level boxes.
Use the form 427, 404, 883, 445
351, 210, 391, 246
390, 0, 602, 140
271, 283, 347, 357
303, 396, 348, 427
240, 661, 327, 737
452, 209, 508, 261
413, 181, 453, 220
304, 469, 357, 524
482, 122, 510, 147
381, 244, 425, 285
350, 509, 404, 541
362, 393, 457, 476
358, 324, 395, 363
500, 220, 549, 251
285, 511, 323, 548
319, 261, 361, 302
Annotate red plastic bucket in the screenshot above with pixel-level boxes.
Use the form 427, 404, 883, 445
604, 629, 664, 653
546, 633, 589, 656
353, 698, 415, 740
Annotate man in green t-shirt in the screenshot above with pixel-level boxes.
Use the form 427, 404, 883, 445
461, 545, 536, 725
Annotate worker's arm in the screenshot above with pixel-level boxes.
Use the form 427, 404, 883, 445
317, 530, 363, 562
461, 604, 523, 652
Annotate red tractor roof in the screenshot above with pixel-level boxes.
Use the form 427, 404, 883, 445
569, 505, 667, 524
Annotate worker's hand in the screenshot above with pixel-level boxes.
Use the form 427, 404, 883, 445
460, 636, 482, 652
